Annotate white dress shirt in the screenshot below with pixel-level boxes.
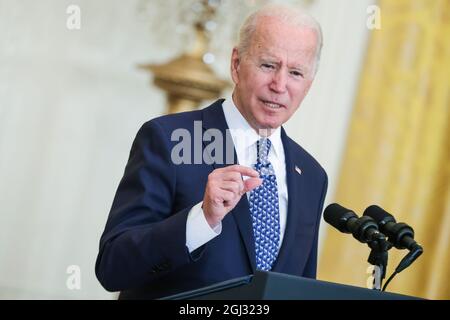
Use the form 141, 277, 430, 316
185, 97, 288, 253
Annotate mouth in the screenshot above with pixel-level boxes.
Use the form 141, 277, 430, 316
261, 100, 286, 110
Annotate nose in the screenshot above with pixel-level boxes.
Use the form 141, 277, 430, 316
269, 69, 288, 94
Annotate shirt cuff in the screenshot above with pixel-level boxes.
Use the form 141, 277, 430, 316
186, 201, 222, 253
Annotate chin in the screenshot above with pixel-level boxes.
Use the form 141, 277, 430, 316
256, 119, 282, 131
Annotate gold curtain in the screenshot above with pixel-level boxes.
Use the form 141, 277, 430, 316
319, 0, 450, 299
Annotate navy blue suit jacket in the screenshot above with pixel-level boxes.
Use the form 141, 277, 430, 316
95, 99, 328, 299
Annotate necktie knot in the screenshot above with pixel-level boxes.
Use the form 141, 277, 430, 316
257, 138, 271, 165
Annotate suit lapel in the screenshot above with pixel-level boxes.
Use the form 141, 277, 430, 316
201, 100, 256, 271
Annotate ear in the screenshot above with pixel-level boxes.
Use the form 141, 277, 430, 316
230, 47, 240, 85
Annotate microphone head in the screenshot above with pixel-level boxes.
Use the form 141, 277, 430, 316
324, 203, 358, 233
364, 205, 416, 250
363, 205, 396, 225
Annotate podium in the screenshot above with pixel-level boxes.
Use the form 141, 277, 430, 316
162, 271, 421, 300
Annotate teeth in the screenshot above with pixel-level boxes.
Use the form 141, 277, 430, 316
264, 101, 281, 109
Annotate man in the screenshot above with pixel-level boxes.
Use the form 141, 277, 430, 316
96, 4, 327, 299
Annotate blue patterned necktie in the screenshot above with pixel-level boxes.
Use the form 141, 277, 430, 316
249, 138, 281, 271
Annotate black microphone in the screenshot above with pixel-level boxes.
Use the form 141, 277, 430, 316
363, 205, 423, 283
324, 203, 384, 244
363, 205, 422, 251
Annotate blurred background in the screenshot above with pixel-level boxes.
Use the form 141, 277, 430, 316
0, 0, 448, 299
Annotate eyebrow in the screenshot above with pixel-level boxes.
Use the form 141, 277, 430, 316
259, 57, 306, 71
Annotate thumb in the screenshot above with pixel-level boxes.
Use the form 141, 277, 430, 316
244, 177, 263, 192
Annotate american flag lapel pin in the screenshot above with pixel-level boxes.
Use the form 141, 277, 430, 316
295, 165, 302, 175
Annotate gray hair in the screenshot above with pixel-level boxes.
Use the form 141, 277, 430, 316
237, 4, 323, 76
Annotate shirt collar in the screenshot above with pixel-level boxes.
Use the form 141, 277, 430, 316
222, 95, 283, 159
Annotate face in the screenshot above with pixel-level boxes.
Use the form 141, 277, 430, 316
231, 17, 319, 134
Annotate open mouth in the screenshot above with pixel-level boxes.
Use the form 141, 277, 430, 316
261, 100, 285, 109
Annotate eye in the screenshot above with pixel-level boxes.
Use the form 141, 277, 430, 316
261, 63, 275, 70
290, 70, 304, 78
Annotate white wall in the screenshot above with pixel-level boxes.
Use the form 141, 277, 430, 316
0, 0, 372, 298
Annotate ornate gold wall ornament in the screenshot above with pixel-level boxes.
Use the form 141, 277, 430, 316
139, 0, 229, 114
139, 49, 229, 114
